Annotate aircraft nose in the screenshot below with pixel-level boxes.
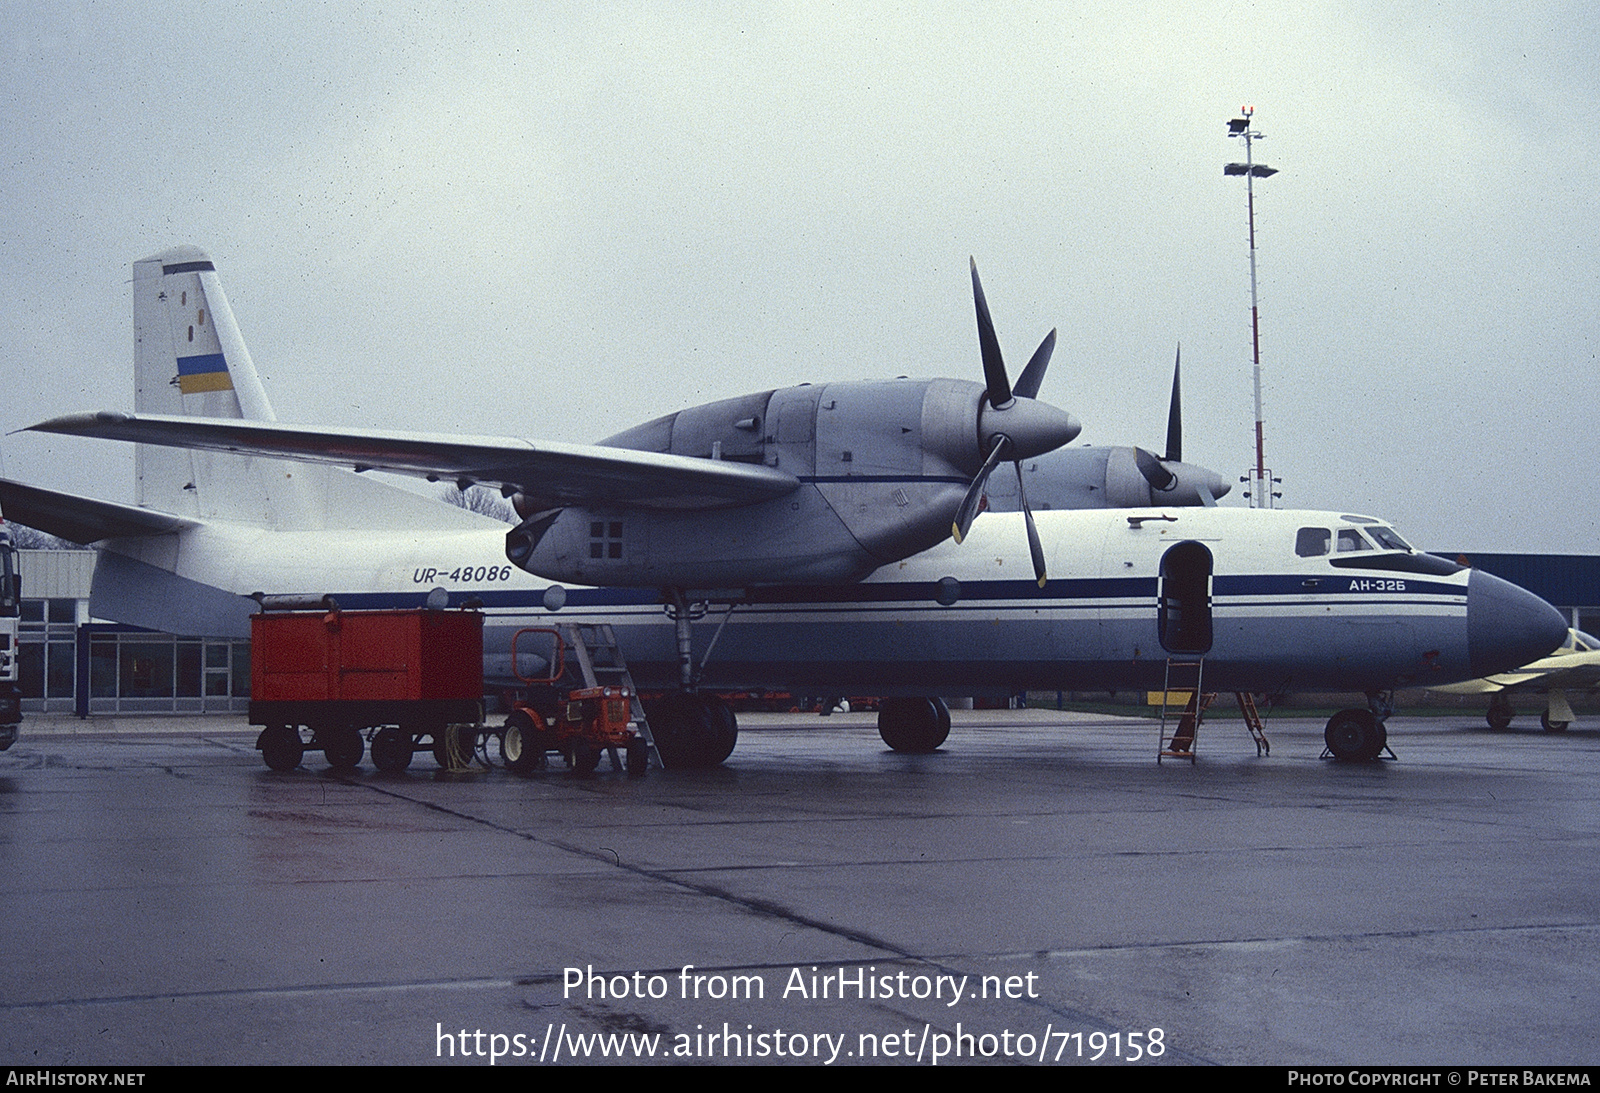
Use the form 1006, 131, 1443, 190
1467, 569, 1568, 677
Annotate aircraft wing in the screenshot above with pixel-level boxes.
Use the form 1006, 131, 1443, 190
1431, 652, 1600, 695
29, 412, 802, 510
0, 477, 198, 544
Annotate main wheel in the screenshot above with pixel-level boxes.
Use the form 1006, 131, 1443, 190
1486, 696, 1513, 731
1325, 709, 1386, 762
877, 697, 952, 753
259, 725, 303, 772
322, 725, 364, 771
644, 693, 738, 769
1540, 709, 1570, 733
370, 726, 412, 772
702, 696, 738, 766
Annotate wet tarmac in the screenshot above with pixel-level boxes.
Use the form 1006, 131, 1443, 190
1, 708, 1597, 1066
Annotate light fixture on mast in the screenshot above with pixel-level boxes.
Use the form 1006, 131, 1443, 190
1225, 106, 1280, 508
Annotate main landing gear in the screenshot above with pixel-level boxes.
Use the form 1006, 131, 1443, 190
634, 592, 739, 770
1486, 693, 1571, 733
877, 697, 951, 753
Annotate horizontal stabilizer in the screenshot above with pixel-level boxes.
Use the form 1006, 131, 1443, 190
0, 478, 196, 544
30, 412, 802, 510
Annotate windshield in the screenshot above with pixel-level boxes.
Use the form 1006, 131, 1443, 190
0, 535, 17, 615
1368, 526, 1412, 551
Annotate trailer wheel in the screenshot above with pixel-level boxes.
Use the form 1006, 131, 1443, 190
259, 725, 303, 772
433, 723, 475, 769
370, 727, 412, 772
323, 725, 364, 771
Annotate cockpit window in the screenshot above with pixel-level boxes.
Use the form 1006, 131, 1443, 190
1368, 526, 1412, 551
1296, 528, 1331, 557
1336, 529, 1373, 552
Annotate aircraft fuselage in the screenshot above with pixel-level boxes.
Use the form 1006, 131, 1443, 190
91, 506, 1566, 700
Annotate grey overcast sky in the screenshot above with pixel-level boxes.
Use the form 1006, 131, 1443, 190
2, 2, 1595, 553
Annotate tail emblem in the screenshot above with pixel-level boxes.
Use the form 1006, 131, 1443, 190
176, 353, 234, 395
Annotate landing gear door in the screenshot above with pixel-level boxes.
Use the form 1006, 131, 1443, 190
1159, 541, 1213, 656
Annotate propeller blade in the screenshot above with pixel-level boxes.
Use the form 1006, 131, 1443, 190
1013, 459, 1048, 586
952, 435, 1011, 543
1013, 329, 1056, 400
1134, 446, 1176, 493
1165, 344, 1182, 463
970, 258, 1012, 410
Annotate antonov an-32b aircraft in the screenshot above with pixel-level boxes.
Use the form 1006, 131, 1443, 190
7, 248, 1566, 768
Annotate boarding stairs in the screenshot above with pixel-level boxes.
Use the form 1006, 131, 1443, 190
1156, 657, 1271, 761
1157, 657, 1210, 762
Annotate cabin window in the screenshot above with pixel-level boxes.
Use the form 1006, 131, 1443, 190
1337, 529, 1373, 552
1296, 528, 1330, 557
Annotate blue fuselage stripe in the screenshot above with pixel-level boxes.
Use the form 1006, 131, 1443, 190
340, 573, 1467, 613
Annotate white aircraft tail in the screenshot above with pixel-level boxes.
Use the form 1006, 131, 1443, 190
130, 246, 494, 533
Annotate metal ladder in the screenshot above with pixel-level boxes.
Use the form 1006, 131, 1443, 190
559, 623, 662, 770
1233, 691, 1271, 756
1158, 657, 1209, 762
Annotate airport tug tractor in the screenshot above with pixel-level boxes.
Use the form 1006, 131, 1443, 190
499, 627, 653, 777
501, 685, 650, 777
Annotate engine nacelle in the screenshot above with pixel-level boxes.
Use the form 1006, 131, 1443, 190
506, 377, 1067, 587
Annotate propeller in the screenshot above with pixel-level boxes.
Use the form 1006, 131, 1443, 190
1165, 344, 1182, 463
952, 259, 1078, 586
1130, 345, 1183, 495
1124, 346, 1223, 506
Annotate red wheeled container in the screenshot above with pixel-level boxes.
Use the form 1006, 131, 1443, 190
250, 605, 484, 772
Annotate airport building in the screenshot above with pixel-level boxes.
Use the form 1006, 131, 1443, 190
17, 550, 251, 716
14, 547, 1600, 717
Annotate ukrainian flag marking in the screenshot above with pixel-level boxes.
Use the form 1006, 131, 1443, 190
176, 353, 233, 394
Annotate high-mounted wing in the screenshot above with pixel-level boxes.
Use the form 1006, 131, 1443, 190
28, 412, 801, 511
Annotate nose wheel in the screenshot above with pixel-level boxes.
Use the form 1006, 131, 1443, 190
1322, 709, 1389, 762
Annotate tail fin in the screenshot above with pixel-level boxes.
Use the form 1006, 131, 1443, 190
130, 246, 494, 532
132, 246, 282, 521
134, 246, 275, 423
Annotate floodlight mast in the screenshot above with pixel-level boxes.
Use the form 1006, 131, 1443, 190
1225, 106, 1280, 508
